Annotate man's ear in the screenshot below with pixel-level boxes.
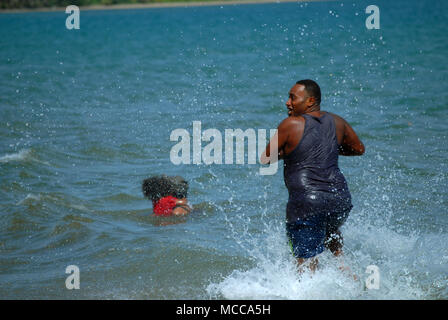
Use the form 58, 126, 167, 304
306, 96, 316, 107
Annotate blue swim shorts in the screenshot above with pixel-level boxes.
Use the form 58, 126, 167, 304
286, 210, 349, 259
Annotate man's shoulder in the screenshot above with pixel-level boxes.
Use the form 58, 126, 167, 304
324, 111, 347, 135
278, 116, 305, 129
324, 111, 345, 123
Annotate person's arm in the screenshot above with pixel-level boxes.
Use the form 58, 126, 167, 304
339, 119, 365, 156
260, 119, 290, 164
172, 198, 191, 216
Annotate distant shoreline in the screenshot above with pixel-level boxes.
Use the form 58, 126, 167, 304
0, 0, 324, 14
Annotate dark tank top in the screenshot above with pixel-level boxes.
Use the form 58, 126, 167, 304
283, 112, 352, 223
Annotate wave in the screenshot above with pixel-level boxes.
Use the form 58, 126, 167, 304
205, 217, 439, 299
16, 193, 89, 213
96, 192, 143, 203
16, 193, 41, 205
0, 148, 51, 166
0, 149, 32, 163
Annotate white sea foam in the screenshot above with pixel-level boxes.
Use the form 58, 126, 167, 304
0, 149, 32, 163
0, 148, 50, 165
17, 193, 41, 205
207, 225, 363, 300
206, 218, 438, 300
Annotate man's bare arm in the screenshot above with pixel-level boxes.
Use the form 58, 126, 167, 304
260, 119, 290, 164
339, 119, 365, 156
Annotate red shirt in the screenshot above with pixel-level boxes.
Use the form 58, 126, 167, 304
153, 196, 178, 216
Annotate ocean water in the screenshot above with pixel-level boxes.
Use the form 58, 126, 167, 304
0, 0, 447, 299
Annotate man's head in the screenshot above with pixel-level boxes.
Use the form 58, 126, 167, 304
286, 79, 321, 116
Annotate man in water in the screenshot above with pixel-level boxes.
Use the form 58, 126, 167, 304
261, 79, 365, 272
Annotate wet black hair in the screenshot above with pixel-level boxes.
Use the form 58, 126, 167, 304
142, 175, 188, 201
296, 79, 321, 105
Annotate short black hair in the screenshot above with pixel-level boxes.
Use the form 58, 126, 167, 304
296, 79, 321, 105
142, 175, 188, 201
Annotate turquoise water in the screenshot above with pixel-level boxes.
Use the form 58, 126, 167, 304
0, 0, 447, 299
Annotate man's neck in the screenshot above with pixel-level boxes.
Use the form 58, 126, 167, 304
306, 105, 321, 114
